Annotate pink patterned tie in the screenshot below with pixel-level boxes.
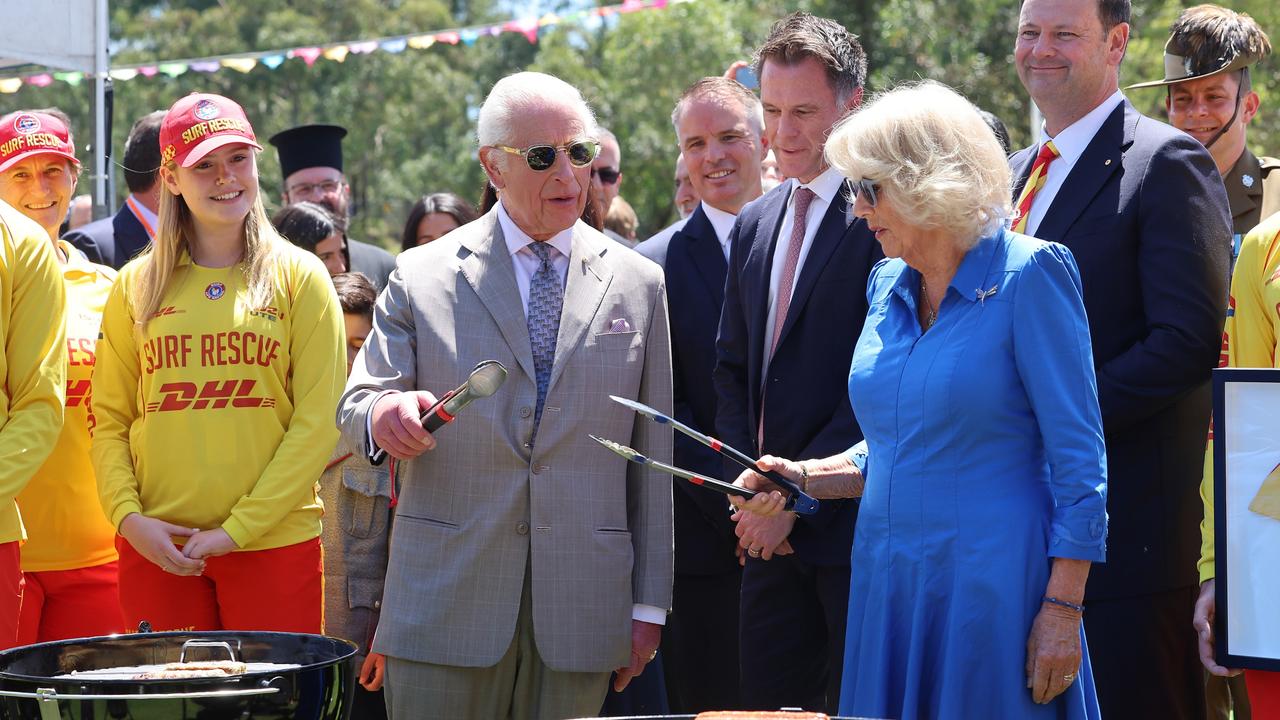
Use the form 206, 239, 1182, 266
771, 187, 816, 355
759, 186, 816, 451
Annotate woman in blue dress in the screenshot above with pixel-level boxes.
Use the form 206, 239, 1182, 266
734, 81, 1108, 719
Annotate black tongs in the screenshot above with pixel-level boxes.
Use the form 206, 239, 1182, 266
594, 395, 819, 515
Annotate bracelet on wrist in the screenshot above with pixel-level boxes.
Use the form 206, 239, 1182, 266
1043, 596, 1085, 613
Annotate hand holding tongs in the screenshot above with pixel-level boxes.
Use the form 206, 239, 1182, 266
594, 395, 819, 515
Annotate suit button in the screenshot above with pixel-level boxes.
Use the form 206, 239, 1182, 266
519, 406, 532, 418
523, 441, 533, 450
373, 600, 381, 610
516, 522, 529, 535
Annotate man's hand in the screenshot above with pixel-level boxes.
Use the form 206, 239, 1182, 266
1195, 579, 1242, 677
182, 528, 239, 560
371, 391, 438, 460
119, 513, 205, 576
359, 652, 386, 691
732, 506, 796, 562
612, 620, 662, 692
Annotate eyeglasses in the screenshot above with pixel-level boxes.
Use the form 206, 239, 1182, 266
852, 178, 881, 207
287, 179, 344, 197
493, 140, 600, 171
592, 166, 621, 185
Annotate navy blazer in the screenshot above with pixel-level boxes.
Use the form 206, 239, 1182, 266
713, 180, 881, 566
637, 206, 738, 576
1010, 100, 1231, 600
63, 204, 150, 270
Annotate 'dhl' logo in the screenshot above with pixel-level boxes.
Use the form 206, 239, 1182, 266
66, 379, 92, 408
151, 306, 184, 319
145, 379, 276, 413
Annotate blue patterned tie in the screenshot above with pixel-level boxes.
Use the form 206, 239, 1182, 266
527, 241, 562, 428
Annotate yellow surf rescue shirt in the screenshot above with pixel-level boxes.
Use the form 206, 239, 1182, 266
17, 242, 118, 572
92, 243, 345, 552
1201, 211, 1280, 583
0, 201, 66, 546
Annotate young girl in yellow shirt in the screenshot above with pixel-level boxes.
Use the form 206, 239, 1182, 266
91, 93, 344, 632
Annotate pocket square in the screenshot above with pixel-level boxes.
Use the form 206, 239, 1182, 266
608, 318, 632, 333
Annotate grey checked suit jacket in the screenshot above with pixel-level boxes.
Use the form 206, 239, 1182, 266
337, 208, 674, 672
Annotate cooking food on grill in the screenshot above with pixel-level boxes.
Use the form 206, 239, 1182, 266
134, 660, 249, 679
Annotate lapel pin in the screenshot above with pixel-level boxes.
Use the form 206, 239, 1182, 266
1104, 158, 1112, 166
976, 285, 998, 304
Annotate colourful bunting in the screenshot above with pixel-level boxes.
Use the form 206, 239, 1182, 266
0, 0, 683, 89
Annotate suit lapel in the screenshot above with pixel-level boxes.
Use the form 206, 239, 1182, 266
548, 225, 613, 392
1011, 147, 1036, 199
1035, 101, 1132, 242
457, 214, 538, 384
674, 207, 727, 307
774, 181, 854, 350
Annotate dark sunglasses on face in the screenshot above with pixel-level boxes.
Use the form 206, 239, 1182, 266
853, 178, 881, 207
494, 140, 600, 171
592, 166, 621, 185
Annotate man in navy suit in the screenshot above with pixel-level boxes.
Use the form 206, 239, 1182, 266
714, 13, 880, 713
64, 111, 164, 269
1011, 0, 1231, 717
635, 76, 768, 713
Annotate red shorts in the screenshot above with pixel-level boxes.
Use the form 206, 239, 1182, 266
0, 542, 21, 650
1246, 670, 1280, 717
17, 561, 125, 645
116, 536, 322, 633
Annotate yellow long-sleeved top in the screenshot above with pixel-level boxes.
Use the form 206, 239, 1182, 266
17, 241, 118, 571
1200, 211, 1280, 583
91, 241, 344, 551
0, 200, 67, 545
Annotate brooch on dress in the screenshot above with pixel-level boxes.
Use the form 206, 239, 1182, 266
976, 285, 998, 304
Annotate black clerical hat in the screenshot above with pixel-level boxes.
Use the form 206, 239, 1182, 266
268, 124, 348, 179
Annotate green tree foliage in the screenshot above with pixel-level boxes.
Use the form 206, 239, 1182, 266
3, 0, 1277, 246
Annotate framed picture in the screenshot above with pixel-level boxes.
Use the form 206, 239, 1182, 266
1213, 368, 1280, 671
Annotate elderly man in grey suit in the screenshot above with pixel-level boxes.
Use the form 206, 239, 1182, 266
337, 71, 674, 720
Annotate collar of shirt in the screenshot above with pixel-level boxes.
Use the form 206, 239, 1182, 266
700, 201, 738, 259
1024, 90, 1125, 236
497, 200, 573, 317
798, 166, 846, 207
497, 200, 574, 262
127, 194, 159, 231
1037, 90, 1125, 169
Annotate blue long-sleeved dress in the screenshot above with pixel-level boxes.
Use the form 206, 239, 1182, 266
839, 229, 1108, 719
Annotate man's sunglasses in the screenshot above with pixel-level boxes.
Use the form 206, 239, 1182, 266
852, 178, 881, 207
592, 166, 621, 185
493, 140, 600, 171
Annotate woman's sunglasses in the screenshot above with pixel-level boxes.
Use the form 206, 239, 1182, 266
852, 178, 881, 207
493, 140, 601, 171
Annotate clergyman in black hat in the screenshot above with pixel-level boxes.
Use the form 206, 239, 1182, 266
1129, 4, 1278, 238
269, 124, 397, 291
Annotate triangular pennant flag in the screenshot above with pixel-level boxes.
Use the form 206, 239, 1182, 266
0, 79, 22, 93
407, 34, 435, 49
54, 71, 83, 86
26, 74, 54, 87
221, 57, 257, 73
349, 41, 378, 54
158, 63, 188, 77
261, 55, 286, 69
380, 38, 408, 53
108, 68, 138, 81
291, 47, 323, 66
323, 45, 350, 62
190, 61, 220, 73
138, 66, 158, 77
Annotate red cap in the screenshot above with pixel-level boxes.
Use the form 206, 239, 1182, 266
159, 93, 262, 168
0, 111, 80, 173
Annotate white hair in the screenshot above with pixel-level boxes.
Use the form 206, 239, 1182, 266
476, 72, 598, 149
825, 80, 1011, 246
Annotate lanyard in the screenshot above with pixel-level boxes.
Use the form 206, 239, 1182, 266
125, 196, 157, 240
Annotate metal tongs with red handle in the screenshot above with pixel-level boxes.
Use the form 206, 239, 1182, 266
594, 395, 819, 515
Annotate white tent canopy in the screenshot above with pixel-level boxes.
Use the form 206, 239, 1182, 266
0, 0, 111, 214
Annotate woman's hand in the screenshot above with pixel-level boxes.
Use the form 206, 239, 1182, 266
119, 513, 205, 576
729, 455, 802, 518
1194, 579, 1242, 677
359, 652, 386, 691
1025, 602, 1083, 704
182, 528, 239, 560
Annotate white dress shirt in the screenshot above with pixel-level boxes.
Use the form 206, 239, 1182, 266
701, 201, 738, 260
643, 216, 689, 248
1024, 90, 1126, 236
763, 167, 846, 369
497, 201, 572, 315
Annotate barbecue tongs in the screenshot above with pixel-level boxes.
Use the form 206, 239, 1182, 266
590, 395, 819, 515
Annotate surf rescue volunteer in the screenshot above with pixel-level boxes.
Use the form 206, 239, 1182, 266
91, 93, 345, 633
0, 109, 125, 643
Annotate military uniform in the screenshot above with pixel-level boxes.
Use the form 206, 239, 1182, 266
1224, 150, 1280, 236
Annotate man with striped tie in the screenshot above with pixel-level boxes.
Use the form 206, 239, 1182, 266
1010, 0, 1231, 718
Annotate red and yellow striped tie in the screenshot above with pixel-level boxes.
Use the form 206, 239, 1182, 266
1011, 141, 1060, 234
